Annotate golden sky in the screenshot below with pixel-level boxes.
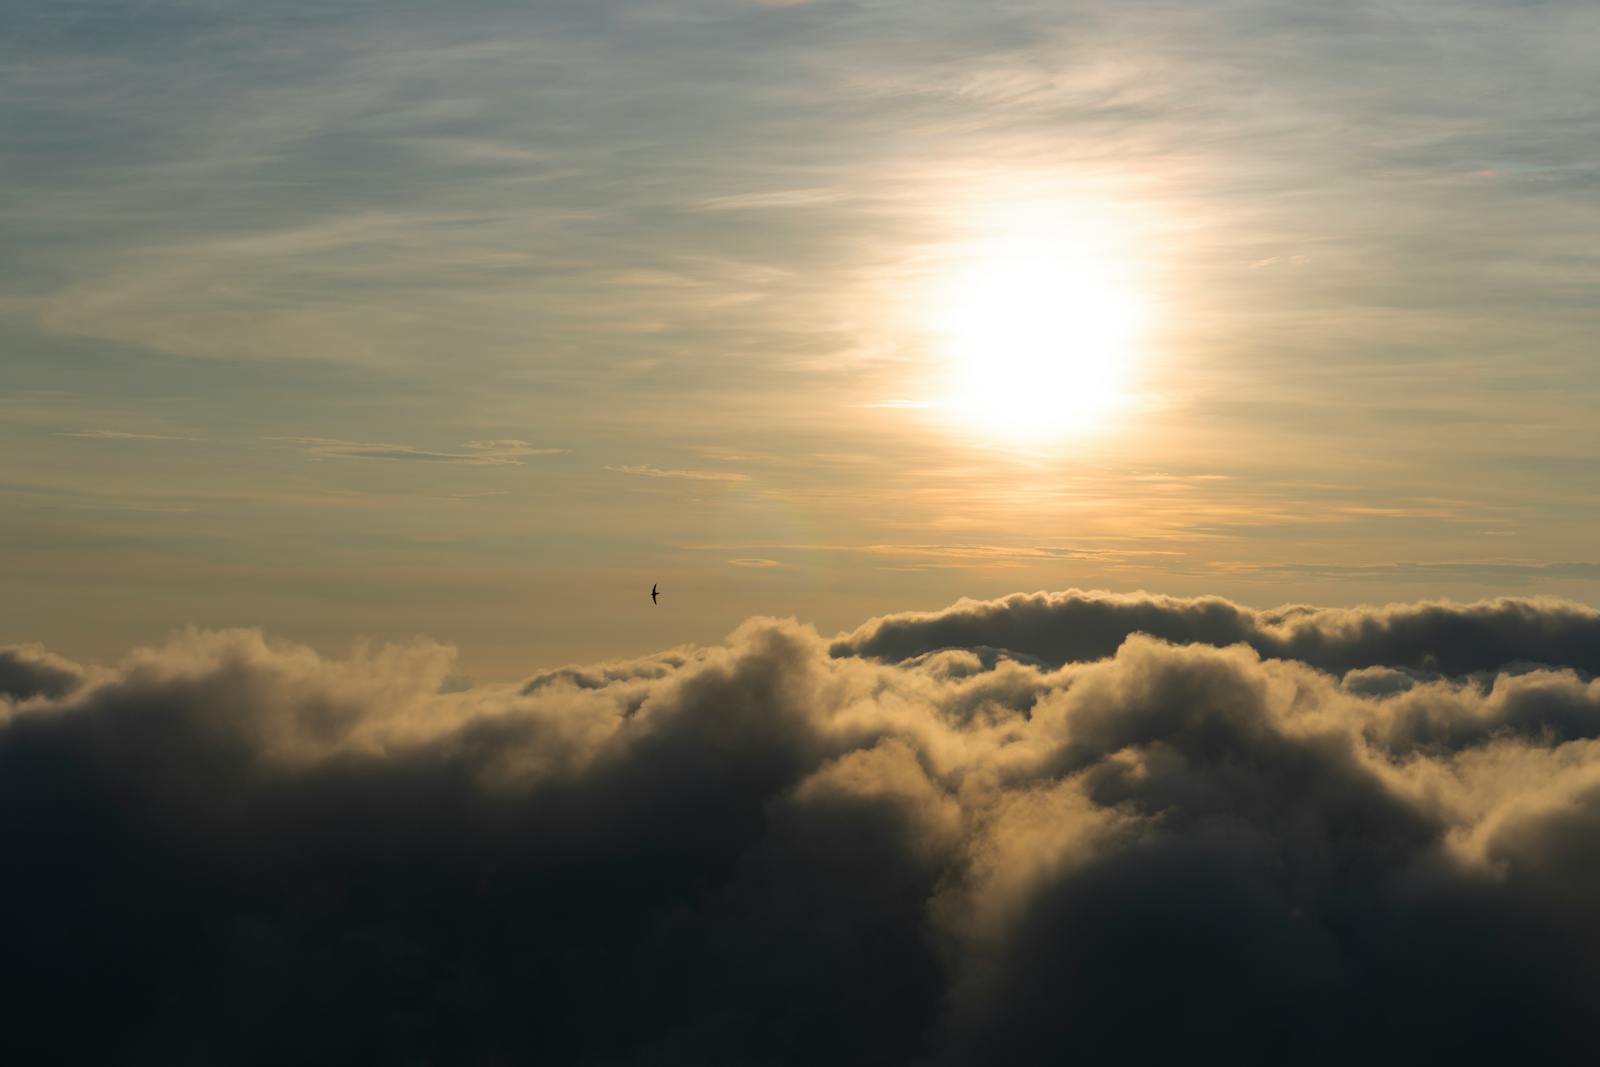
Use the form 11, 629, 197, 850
4, 0, 1598, 677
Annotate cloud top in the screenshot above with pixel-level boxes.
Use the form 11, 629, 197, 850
5, 592, 1600, 1062
0, 643, 85, 702
834, 588, 1600, 677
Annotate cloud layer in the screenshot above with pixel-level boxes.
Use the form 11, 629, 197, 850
835, 589, 1600, 677
5, 591, 1600, 1063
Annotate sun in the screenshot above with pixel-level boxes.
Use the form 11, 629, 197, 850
927, 214, 1150, 444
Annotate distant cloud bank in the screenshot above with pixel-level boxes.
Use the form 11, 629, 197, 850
5, 590, 1600, 1062
833, 588, 1600, 675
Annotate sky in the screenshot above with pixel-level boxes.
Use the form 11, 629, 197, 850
4, 0, 1599, 680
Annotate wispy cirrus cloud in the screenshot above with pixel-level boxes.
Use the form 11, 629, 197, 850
56, 429, 197, 441
279, 437, 566, 465
605, 464, 749, 482
1208, 558, 1600, 583
695, 187, 846, 211
693, 542, 1183, 569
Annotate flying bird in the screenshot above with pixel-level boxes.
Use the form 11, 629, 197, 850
651, 583, 659, 605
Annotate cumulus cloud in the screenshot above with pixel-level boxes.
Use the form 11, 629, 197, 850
834, 588, 1600, 677
0, 642, 85, 702
5, 592, 1600, 1062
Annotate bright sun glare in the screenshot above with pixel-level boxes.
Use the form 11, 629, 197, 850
928, 211, 1150, 444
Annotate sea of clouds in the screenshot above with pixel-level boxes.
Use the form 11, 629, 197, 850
5, 590, 1600, 1064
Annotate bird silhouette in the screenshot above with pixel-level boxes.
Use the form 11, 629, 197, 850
651, 583, 659, 605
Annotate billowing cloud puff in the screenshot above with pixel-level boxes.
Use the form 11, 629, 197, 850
0, 642, 85, 701
4, 594, 1600, 1063
834, 589, 1600, 677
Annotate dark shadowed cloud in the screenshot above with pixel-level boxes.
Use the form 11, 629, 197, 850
6, 592, 1600, 1062
0, 642, 84, 701
834, 588, 1600, 677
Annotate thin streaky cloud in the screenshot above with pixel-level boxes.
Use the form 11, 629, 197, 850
696, 188, 847, 211
1208, 558, 1600, 582
605, 464, 751, 482
277, 437, 567, 465
691, 542, 1186, 565
56, 430, 198, 441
